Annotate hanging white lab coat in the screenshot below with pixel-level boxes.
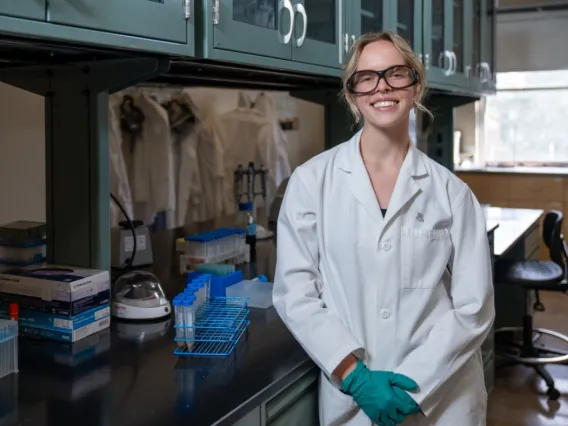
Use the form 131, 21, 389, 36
273, 130, 495, 426
253, 93, 292, 206
108, 98, 133, 228
129, 93, 176, 227
216, 94, 283, 216
167, 91, 225, 227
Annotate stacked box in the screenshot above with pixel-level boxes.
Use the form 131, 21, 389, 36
0, 221, 46, 266
0, 265, 110, 342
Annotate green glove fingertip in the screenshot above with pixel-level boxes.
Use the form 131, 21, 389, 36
390, 373, 419, 391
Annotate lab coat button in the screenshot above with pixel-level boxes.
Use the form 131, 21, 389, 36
382, 243, 392, 251
381, 309, 391, 319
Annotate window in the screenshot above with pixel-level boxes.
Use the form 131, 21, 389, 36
484, 70, 568, 166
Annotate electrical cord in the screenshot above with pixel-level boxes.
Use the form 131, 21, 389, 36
110, 193, 137, 269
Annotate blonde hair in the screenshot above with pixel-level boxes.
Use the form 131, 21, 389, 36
341, 31, 432, 123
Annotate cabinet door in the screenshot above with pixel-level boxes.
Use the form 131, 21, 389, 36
423, 0, 451, 85
349, 0, 389, 38
391, 0, 422, 53
0, 0, 45, 20
213, 0, 292, 59
291, 0, 342, 68
342, 0, 389, 64
445, 0, 471, 89
470, 0, 483, 92
47, 0, 188, 43
482, 0, 497, 93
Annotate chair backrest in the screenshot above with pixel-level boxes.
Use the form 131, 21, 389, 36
543, 210, 568, 275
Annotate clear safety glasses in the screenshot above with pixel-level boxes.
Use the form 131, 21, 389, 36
346, 65, 419, 95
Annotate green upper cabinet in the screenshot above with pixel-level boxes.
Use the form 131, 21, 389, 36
482, 0, 497, 93
212, 0, 343, 69
0, 0, 45, 21
470, 0, 496, 94
349, 0, 389, 37
423, 0, 450, 86
213, 0, 291, 59
471, 0, 483, 91
445, 0, 471, 88
423, 0, 473, 91
47, 0, 190, 44
291, 0, 342, 68
391, 0, 422, 53
344, 0, 389, 62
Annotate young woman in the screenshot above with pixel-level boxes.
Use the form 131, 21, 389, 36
273, 32, 495, 426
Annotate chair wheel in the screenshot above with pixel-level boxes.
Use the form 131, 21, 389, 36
534, 302, 545, 312
547, 388, 561, 400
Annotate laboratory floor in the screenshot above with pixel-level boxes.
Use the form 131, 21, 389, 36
487, 291, 568, 425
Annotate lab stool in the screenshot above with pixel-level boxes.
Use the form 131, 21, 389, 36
494, 210, 568, 401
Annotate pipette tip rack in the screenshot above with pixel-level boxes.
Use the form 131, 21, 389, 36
173, 296, 250, 357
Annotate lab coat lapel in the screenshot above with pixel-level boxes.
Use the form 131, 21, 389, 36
382, 143, 428, 231
340, 132, 385, 230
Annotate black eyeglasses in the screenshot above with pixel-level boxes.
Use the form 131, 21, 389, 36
346, 65, 418, 95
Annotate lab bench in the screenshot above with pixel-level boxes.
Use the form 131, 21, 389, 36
0, 234, 319, 426
0, 208, 542, 426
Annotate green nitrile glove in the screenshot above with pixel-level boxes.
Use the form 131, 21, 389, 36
341, 361, 421, 426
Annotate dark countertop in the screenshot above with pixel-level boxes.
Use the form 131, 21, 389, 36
0, 209, 529, 426
0, 228, 313, 426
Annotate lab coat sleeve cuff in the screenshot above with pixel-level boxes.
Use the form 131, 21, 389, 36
324, 342, 365, 387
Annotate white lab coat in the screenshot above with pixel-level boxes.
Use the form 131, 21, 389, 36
253, 93, 292, 206
167, 91, 225, 227
215, 92, 288, 216
108, 98, 134, 228
273, 130, 495, 426
129, 93, 176, 227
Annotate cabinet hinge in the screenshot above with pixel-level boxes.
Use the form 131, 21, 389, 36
184, 0, 190, 19
213, 0, 220, 25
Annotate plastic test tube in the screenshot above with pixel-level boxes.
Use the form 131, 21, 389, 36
184, 295, 196, 350
173, 296, 185, 347
187, 282, 199, 305
194, 279, 205, 306
201, 274, 212, 301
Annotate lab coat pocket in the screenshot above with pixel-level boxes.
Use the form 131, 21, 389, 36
401, 226, 452, 289
319, 372, 365, 426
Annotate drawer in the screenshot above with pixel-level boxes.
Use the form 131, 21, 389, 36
265, 367, 319, 421
524, 225, 540, 259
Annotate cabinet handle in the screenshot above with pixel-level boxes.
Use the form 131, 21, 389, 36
279, 0, 295, 45
351, 34, 356, 48
465, 65, 471, 78
293, 3, 307, 47
441, 50, 452, 76
184, 0, 190, 19
424, 53, 430, 70
450, 51, 457, 75
483, 63, 492, 82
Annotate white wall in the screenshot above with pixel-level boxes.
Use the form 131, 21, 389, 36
0, 84, 324, 225
0, 83, 46, 225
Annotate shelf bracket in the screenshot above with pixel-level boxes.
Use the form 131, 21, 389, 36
0, 58, 170, 270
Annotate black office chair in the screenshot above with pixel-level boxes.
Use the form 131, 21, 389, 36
494, 210, 568, 400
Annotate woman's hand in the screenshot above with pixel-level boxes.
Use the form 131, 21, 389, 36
341, 360, 421, 426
